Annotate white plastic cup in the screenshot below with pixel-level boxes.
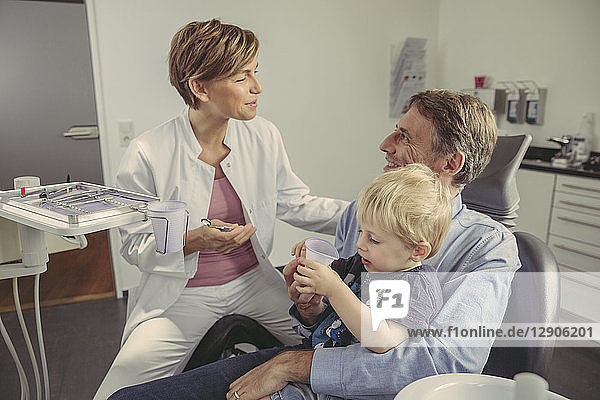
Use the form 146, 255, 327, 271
13, 176, 48, 266
14, 176, 41, 194
147, 200, 188, 254
304, 237, 339, 266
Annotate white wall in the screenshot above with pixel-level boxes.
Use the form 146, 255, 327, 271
86, 0, 441, 291
437, 0, 600, 149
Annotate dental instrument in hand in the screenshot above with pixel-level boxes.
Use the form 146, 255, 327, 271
201, 218, 235, 231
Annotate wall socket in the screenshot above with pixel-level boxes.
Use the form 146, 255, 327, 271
118, 120, 134, 147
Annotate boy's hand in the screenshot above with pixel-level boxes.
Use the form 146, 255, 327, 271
293, 257, 342, 298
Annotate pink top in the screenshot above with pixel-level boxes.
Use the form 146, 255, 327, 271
186, 176, 258, 287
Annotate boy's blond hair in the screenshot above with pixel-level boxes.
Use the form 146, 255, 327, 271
356, 164, 452, 258
168, 19, 259, 109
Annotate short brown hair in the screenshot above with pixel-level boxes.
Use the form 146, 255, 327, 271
408, 89, 497, 188
168, 19, 259, 109
356, 164, 452, 259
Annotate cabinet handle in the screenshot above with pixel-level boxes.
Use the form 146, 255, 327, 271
557, 216, 600, 229
553, 244, 600, 261
559, 200, 600, 212
561, 183, 600, 194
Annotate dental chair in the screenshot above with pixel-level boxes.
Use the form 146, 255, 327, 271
461, 134, 532, 228
462, 134, 559, 378
183, 313, 282, 371
482, 231, 560, 380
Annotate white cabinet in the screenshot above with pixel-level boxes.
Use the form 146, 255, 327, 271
517, 170, 600, 325
548, 175, 600, 324
550, 174, 600, 265
515, 169, 555, 241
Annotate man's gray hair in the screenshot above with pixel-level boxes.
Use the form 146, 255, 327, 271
408, 89, 497, 188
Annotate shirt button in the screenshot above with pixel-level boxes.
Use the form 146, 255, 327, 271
261, 255, 266, 260
248, 209, 252, 214
226, 162, 231, 168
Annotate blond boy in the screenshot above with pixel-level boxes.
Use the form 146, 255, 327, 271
292, 163, 452, 352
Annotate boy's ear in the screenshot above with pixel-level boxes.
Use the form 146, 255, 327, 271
441, 150, 465, 177
188, 79, 209, 103
411, 242, 431, 262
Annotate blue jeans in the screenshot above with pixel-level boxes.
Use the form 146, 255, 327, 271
108, 347, 289, 400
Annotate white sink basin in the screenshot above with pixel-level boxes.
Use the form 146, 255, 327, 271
395, 373, 569, 400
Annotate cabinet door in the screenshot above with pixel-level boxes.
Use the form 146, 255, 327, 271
515, 169, 556, 242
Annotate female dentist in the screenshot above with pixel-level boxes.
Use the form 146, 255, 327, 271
94, 19, 348, 399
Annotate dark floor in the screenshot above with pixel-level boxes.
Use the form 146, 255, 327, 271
1, 298, 600, 399
0, 298, 126, 400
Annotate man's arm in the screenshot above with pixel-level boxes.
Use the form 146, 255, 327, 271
271, 350, 314, 384
227, 350, 314, 400
334, 201, 360, 258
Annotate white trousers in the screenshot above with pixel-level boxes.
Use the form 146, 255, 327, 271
94, 267, 301, 400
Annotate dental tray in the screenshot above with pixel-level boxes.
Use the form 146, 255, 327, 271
0, 182, 159, 235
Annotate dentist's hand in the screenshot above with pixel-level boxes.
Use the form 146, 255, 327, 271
184, 218, 256, 255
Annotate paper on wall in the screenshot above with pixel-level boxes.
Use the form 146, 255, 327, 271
390, 37, 427, 118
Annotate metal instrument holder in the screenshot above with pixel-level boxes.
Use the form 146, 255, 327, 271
0, 181, 159, 400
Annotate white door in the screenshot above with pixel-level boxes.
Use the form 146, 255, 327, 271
0, 1, 114, 291
0, 1, 103, 190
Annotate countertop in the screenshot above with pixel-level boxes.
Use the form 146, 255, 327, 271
520, 147, 600, 179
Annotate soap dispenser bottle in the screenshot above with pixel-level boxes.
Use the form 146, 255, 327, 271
573, 112, 594, 165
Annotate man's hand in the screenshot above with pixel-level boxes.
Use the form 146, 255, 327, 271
283, 256, 313, 301
183, 218, 256, 255
290, 239, 307, 258
226, 357, 286, 400
227, 350, 314, 400
283, 257, 324, 325
283, 247, 314, 302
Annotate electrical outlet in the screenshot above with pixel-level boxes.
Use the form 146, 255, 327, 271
118, 120, 134, 147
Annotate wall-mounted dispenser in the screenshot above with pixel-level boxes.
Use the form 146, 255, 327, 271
518, 80, 547, 125
461, 88, 507, 116
498, 81, 526, 124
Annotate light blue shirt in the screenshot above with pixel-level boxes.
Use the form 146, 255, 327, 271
306, 194, 520, 399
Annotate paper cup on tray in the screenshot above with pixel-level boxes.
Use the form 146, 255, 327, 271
147, 200, 188, 254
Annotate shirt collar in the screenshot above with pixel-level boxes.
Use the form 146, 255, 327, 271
181, 107, 202, 155
452, 193, 463, 219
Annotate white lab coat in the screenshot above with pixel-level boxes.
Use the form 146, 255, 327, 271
115, 109, 348, 344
